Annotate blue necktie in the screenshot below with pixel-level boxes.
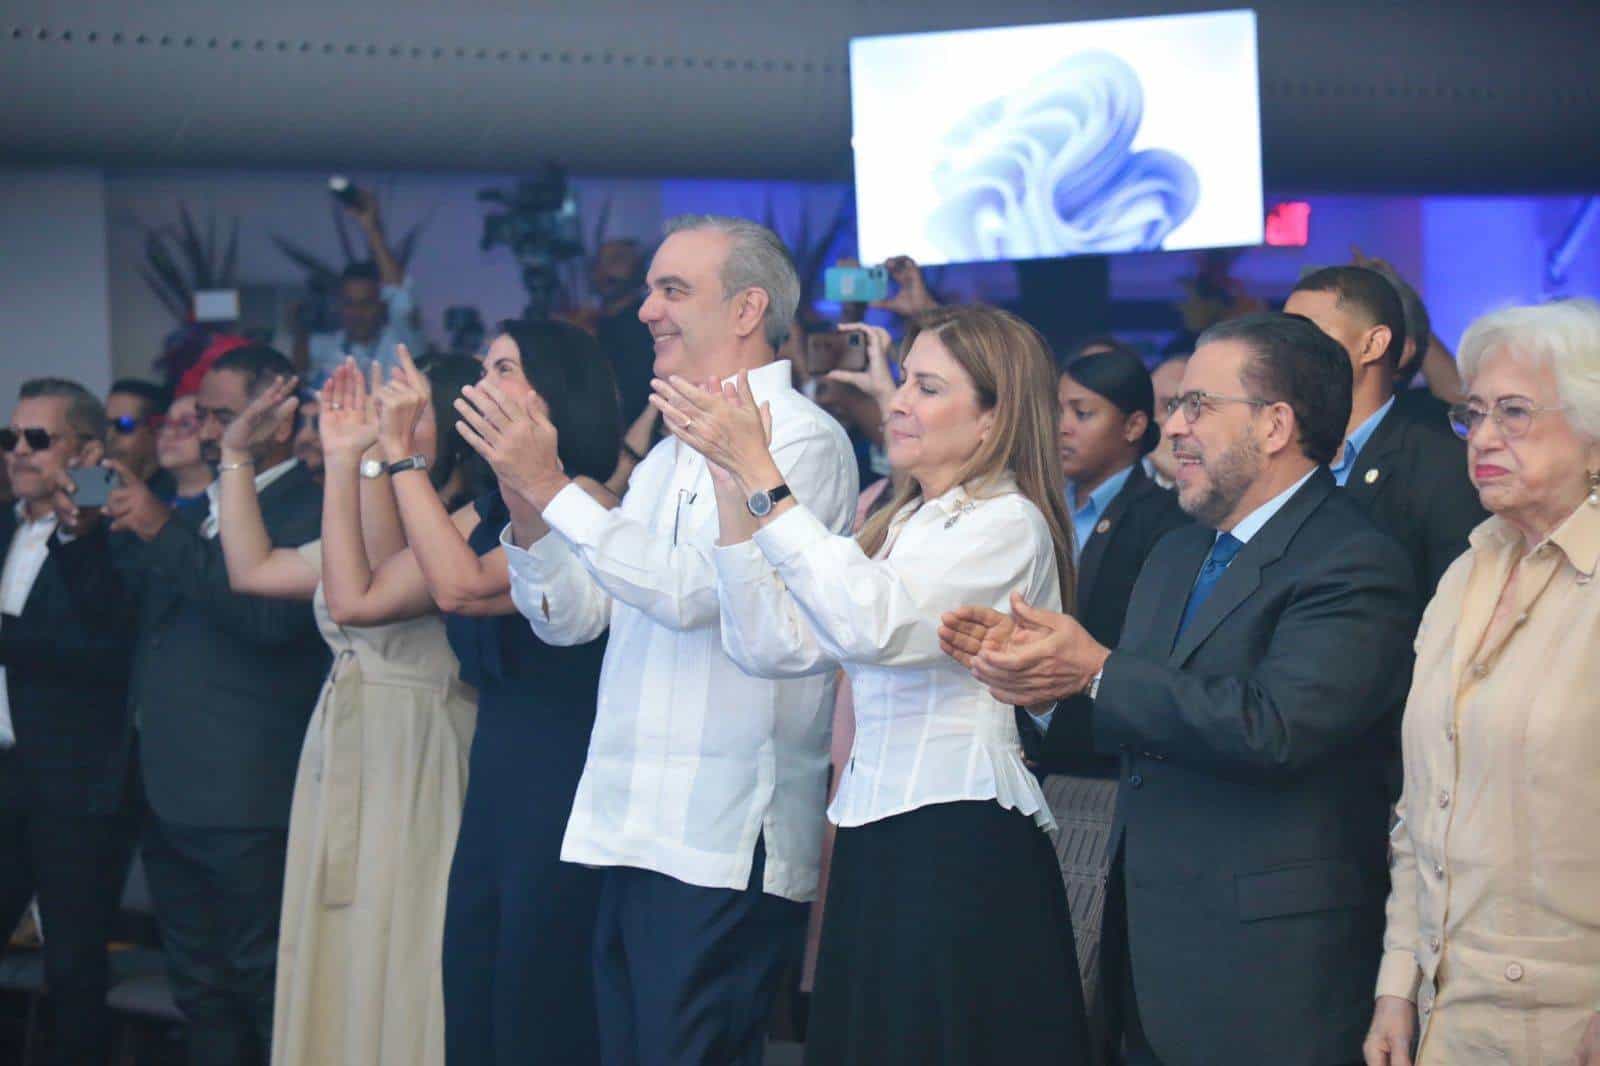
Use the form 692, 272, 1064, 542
1177, 532, 1244, 638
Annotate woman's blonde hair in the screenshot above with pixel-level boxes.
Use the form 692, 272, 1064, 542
857, 305, 1076, 614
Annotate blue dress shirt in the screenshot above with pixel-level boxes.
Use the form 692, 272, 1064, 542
1329, 397, 1395, 487
1068, 464, 1136, 563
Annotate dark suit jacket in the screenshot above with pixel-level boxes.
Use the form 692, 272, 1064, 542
0, 516, 136, 815
1074, 463, 1191, 651
1026, 464, 1189, 776
1345, 400, 1485, 597
1044, 469, 1420, 1065
126, 462, 328, 829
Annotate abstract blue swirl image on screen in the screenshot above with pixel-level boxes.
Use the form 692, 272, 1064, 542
926, 51, 1200, 261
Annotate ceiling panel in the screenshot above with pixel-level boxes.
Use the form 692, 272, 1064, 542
2, 0, 1596, 190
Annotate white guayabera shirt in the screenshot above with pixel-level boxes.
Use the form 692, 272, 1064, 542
500, 359, 858, 901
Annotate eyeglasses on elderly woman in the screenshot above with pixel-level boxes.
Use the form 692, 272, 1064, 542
1447, 396, 1570, 441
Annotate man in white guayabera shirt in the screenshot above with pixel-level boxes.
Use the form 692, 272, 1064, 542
496, 216, 857, 1065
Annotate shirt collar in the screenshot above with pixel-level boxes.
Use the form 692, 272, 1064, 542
729, 359, 795, 403
1070, 463, 1136, 519
12, 500, 57, 532
1333, 396, 1395, 475
922, 473, 1020, 518
1472, 495, 1600, 580
1225, 467, 1319, 545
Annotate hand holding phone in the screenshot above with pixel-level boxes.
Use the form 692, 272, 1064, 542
825, 265, 890, 305
69, 463, 119, 510
805, 330, 868, 377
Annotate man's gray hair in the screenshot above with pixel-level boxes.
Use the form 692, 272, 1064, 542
663, 215, 800, 351
1459, 297, 1600, 441
18, 377, 107, 442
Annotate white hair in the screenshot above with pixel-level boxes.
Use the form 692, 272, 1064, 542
662, 215, 799, 351
1458, 297, 1600, 441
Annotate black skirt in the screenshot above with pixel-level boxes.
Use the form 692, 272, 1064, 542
806, 801, 1091, 1065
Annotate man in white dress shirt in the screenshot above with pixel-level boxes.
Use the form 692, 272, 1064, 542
0, 380, 138, 1066
496, 216, 857, 1065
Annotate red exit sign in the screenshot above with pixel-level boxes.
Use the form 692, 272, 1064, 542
1266, 202, 1311, 247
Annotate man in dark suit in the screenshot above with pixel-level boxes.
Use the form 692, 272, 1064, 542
0, 379, 138, 1066
105, 345, 327, 1066
942, 314, 1420, 1065
1286, 266, 1485, 596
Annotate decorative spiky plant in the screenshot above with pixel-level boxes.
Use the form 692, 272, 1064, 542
137, 202, 240, 323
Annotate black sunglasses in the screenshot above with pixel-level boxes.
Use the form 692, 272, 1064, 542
0, 427, 54, 452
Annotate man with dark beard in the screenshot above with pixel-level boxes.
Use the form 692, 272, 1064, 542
940, 313, 1419, 1065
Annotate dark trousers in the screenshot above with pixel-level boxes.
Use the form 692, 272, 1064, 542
1101, 850, 1160, 1066
142, 815, 287, 1066
592, 841, 807, 1066
0, 808, 134, 1066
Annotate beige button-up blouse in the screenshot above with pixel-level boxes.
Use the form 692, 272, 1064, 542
1378, 495, 1600, 1064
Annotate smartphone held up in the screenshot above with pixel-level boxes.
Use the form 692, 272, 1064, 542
805, 330, 868, 377
69, 463, 121, 510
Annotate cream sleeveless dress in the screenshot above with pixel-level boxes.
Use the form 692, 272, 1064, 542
271, 541, 477, 1066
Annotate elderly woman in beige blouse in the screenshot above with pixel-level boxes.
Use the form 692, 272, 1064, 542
1364, 298, 1600, 1066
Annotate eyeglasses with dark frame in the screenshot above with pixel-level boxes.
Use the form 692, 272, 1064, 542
1447, 397, 1569, 441
1163, 390, 1269, 423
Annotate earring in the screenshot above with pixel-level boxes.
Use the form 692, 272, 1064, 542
1588, 469, 1600, 507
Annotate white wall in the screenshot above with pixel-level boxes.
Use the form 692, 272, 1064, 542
0, 167, 114, 408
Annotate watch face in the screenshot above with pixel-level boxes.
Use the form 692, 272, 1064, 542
748, 491, 773, 517
360, 459, 384, 478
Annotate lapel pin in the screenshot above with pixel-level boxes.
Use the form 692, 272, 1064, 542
1096, 519, 1112, 535
1364, 468, 1380, 485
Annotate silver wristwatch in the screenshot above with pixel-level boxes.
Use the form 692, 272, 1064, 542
1087, 667, 1104, 701
359, 458, 387, 480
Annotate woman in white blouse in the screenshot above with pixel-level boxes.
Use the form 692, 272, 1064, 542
652, 305, 1090, 1065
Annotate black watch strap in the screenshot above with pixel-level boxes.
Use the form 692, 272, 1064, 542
387, 454, 429, 476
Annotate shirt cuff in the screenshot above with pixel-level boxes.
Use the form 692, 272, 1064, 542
543, 480, 611, 549
752, 505, 831, 569
497, 519, 575, 582
1027, 706, 1056, 733
381, 278, 414, 310
712, 540, 772, 588
1374, 949, 1423, 1003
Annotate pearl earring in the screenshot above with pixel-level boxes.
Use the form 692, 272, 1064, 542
1589, 469, 1600, 507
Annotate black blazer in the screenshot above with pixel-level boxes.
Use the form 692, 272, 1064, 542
1045, 469, 1420, 1065
1344, 400, 1485, 597
0, 515, 137, 815
1074, 463, 1191, 650
125, 462, 329, 829
1025, 464, 1189, 775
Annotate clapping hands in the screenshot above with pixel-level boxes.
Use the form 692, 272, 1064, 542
649, 372, 776, 495
939, 594, 1110, 707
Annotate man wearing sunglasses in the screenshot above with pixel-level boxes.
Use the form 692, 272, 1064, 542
0, 378, 138, 1066
104, 379, 173, 498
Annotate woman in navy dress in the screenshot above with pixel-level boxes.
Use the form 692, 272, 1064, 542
321, 322, 622, 1064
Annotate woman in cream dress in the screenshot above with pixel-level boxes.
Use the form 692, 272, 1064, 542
215, 355, 482, 1066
